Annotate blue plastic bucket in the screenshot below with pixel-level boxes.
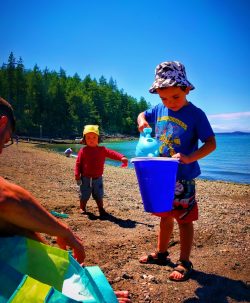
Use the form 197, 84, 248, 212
131, 157, 179, 213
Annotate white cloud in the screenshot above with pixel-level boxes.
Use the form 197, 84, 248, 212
208, 112, 250, 133
208, 112, 250, 120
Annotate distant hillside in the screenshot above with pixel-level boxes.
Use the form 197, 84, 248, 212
215, 131, 250, 135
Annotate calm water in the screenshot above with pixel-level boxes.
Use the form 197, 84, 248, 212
39, 133, 250, 184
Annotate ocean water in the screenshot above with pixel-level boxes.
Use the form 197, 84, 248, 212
40, 133, 250, 185
198, 133, 250, 184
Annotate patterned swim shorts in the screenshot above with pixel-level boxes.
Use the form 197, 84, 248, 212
153, 179, 198, 223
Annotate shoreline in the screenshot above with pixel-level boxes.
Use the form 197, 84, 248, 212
0, 142, 249, 302
21, 139, 250, 186
17, 134, 137, 145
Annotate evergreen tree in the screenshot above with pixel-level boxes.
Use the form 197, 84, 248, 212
15, 57, 27, 123
99, 75, 107, 86
138, 96, 151, 112
108, 77, 117, 91
6, 52, 16, 107
0, 52, 151, 137
0, 64, 8, 98
26, 65, 45, 136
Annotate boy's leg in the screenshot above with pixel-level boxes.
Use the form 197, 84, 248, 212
139, 215, 174, 263
79, 177, 91, 214
158, 216, 174, 252
169, 221, 194, 281
168, 179, 197, 280
92, 177, 105, 216
80, 200, 88, 214
179, 221, 194, 261
96, 199, 107, 216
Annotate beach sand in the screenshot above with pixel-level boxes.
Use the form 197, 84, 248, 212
0, 142, 249, 303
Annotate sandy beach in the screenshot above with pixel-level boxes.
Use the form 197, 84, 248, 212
0, 142, 249, 303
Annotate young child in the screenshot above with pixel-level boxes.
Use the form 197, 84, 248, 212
137, 61, 216, 281
75, 125, 128, 216
64, 147, 73, 157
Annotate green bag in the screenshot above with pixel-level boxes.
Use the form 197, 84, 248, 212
0, 236, 118, 303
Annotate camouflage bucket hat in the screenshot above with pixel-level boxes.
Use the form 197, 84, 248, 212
149, 61, 195, 94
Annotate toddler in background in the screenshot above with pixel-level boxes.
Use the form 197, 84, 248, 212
64, 147, 73, 157
75, 125, 128, 216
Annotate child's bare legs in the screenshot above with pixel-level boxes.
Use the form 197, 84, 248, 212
80, 200, 87, 214
139, 216, 173, 263
158, 216, 174, 252
96, 199, 107, 216
169, 221, 194, 280
179, 221, 194, 260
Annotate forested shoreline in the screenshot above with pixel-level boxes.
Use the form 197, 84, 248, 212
0, 52, 150, 138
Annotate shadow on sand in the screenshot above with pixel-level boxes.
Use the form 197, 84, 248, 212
184, 270, 250, 303
85, 211, 154, 229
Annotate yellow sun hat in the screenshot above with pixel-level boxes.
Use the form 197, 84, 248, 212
83, 125, 99, 136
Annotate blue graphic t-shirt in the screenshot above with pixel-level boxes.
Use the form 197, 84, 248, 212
144, 102, 214, 180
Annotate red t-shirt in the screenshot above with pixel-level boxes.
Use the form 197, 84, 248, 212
75, 146, 124, 179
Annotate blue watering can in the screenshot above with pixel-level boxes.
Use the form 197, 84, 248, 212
135, 127, 159, 157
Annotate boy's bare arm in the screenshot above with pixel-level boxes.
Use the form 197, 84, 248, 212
0, 177, 85, 264
172, 136, 216, 164
137, 112, 150, 132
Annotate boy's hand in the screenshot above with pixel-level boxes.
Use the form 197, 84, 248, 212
172, 153, 190, 164
138, 121, 150, 132
137, 112, 150, 132
121, 157, 128, 168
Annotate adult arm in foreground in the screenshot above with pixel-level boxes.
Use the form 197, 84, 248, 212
0, 176, 85, 264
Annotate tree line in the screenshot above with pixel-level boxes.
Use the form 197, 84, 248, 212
0, 52, 150, 138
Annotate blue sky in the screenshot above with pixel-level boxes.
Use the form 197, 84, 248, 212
1, 0, 250, 132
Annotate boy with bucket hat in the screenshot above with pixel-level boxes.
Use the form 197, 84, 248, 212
75, 125, 128, 216
137, 61, 216, 281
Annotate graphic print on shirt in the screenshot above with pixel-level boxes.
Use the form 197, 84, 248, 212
156, 116, 187, 156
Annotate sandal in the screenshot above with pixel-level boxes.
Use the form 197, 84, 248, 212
139, 251, 170, 265
169, 260, 193, 282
